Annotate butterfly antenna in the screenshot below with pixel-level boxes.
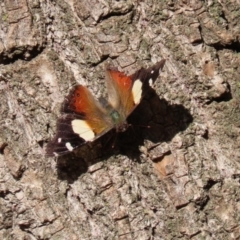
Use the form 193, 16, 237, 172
111, 132, 118, 148
101, 131, 117, 149
135, 124, 151, 129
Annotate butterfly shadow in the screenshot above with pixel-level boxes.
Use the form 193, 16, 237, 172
115, 90, 193, 159
56, 90, 193, 183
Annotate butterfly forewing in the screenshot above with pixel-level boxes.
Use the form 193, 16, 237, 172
62, 85, 112, 133
46, 114, 87, 156
130, 59, 166, 106
46, 85, 112, 156
105, 68, 135, 118
106, 59, 166, 117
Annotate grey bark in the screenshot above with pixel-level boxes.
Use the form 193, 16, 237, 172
0, 0, 240, 239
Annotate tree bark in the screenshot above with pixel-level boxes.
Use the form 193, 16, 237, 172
0, 0, 240, 239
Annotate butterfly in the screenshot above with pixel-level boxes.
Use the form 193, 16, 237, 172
46, 59, 166, 156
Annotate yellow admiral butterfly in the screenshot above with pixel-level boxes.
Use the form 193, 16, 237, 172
46, 60, 166, 156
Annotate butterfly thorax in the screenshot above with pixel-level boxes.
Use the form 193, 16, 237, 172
109, 109, 128, 132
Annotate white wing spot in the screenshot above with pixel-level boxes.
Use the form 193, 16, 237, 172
71, 119, 95, 141
149, 78, 153, 87
132, 79, 143, 104
58, 138, 62, 143
65, 142, 74, 151
151, 70, 154, 74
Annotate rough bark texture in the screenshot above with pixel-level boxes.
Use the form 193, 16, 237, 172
0, 0, 240, 239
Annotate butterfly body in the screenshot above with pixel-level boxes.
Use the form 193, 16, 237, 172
46, 60, 165, 156
109, 109, 127, 130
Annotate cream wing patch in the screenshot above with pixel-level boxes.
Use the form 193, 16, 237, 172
132, 79, 143, 104
65, 142, 74, 151
149, 78, 153, 87
71, 119, 95, 141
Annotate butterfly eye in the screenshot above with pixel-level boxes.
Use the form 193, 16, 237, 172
76, 93, 80, 97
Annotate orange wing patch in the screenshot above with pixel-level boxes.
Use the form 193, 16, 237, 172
107, 70, 135, 115
108, 70, 132, 90
68, 86, 93, 114
67, 85, 109, 135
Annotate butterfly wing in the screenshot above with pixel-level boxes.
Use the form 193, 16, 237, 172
46, 85, 111, 156
105, 68, 135, 118
105, 59, 166, 118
